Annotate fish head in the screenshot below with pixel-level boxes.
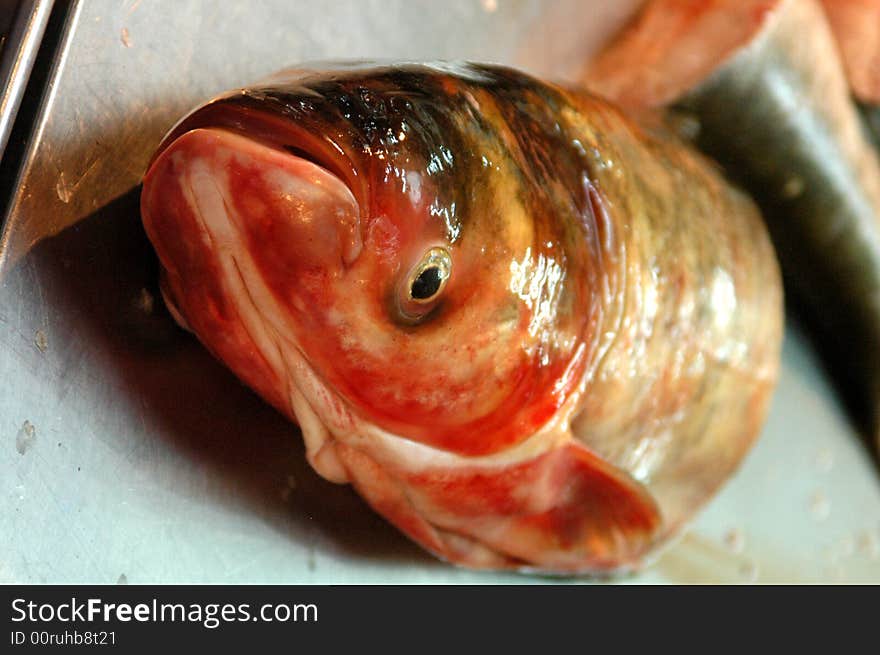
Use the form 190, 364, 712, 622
141, 63, 661, 573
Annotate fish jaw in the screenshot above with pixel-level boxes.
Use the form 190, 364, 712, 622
278, 349, 662, 573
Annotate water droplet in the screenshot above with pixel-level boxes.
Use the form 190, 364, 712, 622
814, 448, 833, 473
722, 528, 745, 554
809, 491, 831, 521
782, 176, 804, 199
738, 560, 759, 582
15, 421, 36, 455
34, 329, 47, 353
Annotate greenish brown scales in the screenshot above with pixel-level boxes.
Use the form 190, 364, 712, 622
560, 90, 782, 532
589, 0, 880, 451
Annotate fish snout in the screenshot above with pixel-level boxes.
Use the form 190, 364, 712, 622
140, 126, 364, 415
142, 127, 363, 290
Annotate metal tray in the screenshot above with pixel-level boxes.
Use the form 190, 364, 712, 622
1, 0, 878, 584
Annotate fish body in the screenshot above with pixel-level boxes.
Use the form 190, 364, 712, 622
820, 1, 880, 149
820, 0, 880, 105
588, 0, 880, 448
141, 63, 782, 573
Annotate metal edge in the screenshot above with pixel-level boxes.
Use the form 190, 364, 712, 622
0, 0, 55, 158
0, 0, 80, 276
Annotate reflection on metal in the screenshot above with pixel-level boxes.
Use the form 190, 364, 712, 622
0, 0, 77, 271
0, 0, 54, 160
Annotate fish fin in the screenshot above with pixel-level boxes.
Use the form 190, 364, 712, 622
500, 441, 663, 573
414, 441, 663, 574
339, 439, 662, 574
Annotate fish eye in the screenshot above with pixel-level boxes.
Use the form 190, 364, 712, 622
411, 266, 443, 300
397, 247, 452, 322
408, 248, 451, 303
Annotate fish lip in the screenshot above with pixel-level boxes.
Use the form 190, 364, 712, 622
147, 102, 370, 228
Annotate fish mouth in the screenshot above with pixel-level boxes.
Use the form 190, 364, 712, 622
141, 125, 363, 411
142, 125, 372, 485
149, 100, 370, 216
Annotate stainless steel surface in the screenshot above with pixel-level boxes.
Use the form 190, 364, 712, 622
0, 0, 54, 159
1, 0, 879, 583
